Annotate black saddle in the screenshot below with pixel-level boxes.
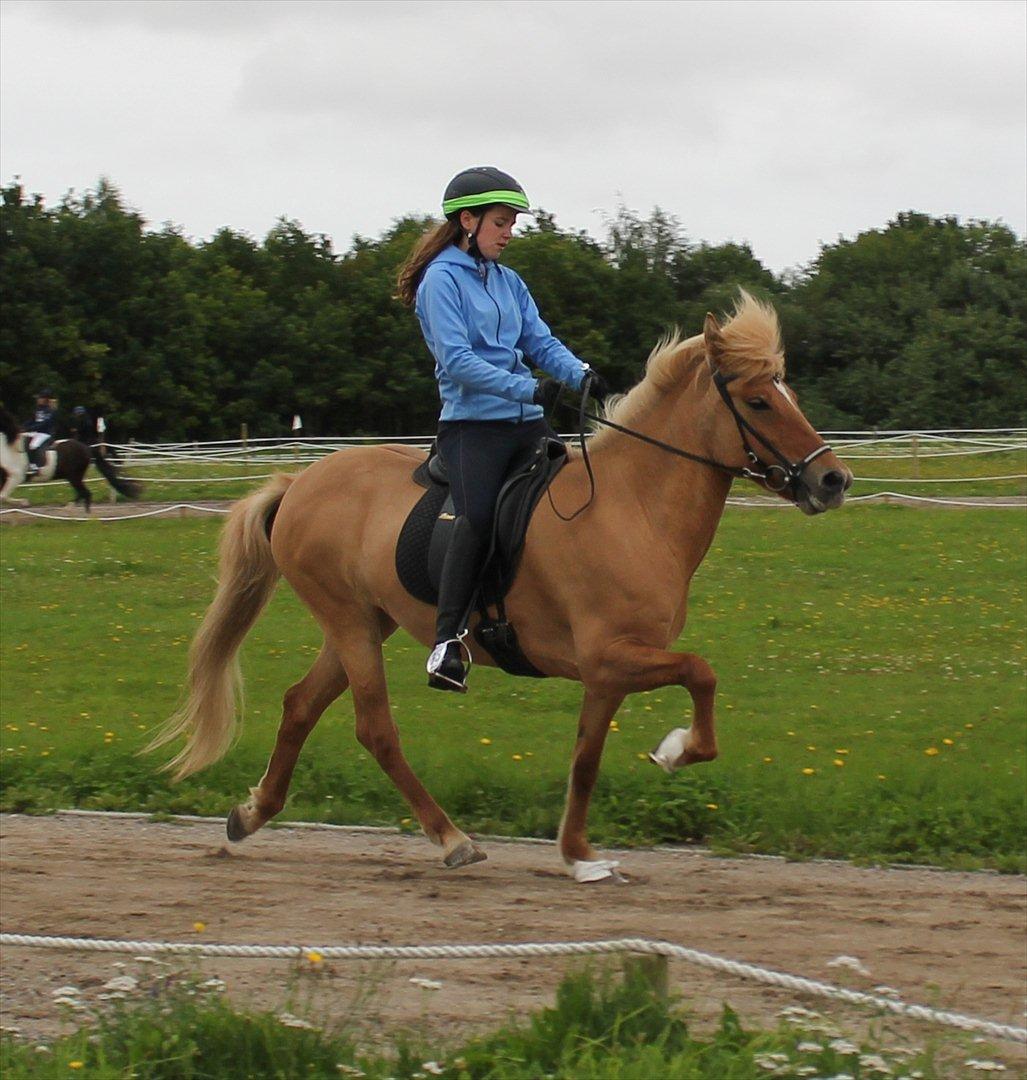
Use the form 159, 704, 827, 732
395, 436, 568, 677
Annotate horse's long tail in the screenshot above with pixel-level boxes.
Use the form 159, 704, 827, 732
146, 473, 294, 779
91, 446, 142, 499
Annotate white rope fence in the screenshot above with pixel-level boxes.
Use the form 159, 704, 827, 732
1, 932, 1022, 1044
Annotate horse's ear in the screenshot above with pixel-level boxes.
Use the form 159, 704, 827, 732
703, 312, 724, 366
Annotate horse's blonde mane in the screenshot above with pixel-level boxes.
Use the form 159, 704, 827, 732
594, 290, 784, 447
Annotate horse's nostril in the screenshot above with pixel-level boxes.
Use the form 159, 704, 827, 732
821, 469, 846, 491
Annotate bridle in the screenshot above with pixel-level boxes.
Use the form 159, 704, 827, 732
548, 371, 834, 521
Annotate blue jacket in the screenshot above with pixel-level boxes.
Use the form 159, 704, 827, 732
415, 245, 588, 422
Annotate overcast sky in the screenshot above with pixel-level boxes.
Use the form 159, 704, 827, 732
1, 0, 1024, 273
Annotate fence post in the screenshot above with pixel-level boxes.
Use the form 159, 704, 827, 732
911, 434, 920, 479
622, 952, 669, 1000
241, 423, 249, 460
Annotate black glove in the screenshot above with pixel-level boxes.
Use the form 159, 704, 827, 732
533, 375, 563, 412
581, 369, 609, 403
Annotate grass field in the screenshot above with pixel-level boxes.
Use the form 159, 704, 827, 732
1, 505, 1024, 870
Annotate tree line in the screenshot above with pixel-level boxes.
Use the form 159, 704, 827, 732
1, 178, 1024, 440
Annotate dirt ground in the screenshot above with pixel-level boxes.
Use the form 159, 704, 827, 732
1, 812, 1025, 1068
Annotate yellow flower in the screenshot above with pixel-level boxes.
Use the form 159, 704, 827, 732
192, 921, 206, 933
305, 950, 324, 966
833, 759, 845, 767
705, 803, 718, 810
806, 745, 816, 751
942, 738, 954, 746
512, 754, 523, 761
479, 738, 491, 746
69, 1064, 84, 1071
924, 747, 940, 756
835, 748, 849, 755
802, 768, 815, 776
762, 757, 773, 763
877, 774, 887, 780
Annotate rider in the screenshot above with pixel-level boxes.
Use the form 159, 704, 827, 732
396, 166, 608, 692
23, 390, 57, 477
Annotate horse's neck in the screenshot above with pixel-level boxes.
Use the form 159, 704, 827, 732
592, 387, 732, 571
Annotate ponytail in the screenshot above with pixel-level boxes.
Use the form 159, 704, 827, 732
396, 218, 463, 307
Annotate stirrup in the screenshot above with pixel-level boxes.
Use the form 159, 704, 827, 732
426, 634, 472, 693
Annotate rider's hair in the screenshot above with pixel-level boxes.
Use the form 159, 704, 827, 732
395, 209, 486, 307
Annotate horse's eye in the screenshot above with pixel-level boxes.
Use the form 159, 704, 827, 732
746, 398, 770, 411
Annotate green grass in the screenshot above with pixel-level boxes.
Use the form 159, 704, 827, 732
0, 963, 953, 1079
10, 442, 1027, 505
1, 506, 1025, 870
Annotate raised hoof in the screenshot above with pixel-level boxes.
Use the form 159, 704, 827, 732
443, 840, 487, 868
225, 806, 251, 843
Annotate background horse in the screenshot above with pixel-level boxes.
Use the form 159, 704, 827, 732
151, 293, 853, 883
0, 405, 141, 511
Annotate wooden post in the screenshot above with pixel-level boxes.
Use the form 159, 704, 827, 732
911, 434, 920, 479
622, 953, 669, 1000
241, 422, 249, 459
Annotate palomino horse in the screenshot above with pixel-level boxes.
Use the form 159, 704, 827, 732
151, 293, 852, 882
0, 406, 140, 511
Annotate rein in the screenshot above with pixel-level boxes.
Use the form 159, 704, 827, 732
546, 372, 833, 520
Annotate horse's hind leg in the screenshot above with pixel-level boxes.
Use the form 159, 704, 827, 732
227, 642, 350, 841
70, 477, 92, 512
336, 615, 486, 868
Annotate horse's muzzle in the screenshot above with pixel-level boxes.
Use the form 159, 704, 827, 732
796, 460, 853, 515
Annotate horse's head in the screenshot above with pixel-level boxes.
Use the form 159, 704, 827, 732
701, 294, 852, 514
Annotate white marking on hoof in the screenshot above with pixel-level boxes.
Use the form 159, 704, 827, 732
647, 726, 693, 774
443, 839, 487, 868
570, 858, 622, 884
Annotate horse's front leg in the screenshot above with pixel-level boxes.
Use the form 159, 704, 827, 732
558, 688, 625, 881
587, 643, 719, 770
0, 470, 29, 507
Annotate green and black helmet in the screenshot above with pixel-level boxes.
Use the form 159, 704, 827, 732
442, 167, 532, 218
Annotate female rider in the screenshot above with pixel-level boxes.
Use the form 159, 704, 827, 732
397, 166, 607, 692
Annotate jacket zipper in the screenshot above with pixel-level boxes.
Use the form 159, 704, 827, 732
481, 263, 526, 421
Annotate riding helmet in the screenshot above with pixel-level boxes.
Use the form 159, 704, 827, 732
442, 167, 532, 218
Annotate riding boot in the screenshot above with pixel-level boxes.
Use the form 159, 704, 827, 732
427, 516, 485, 693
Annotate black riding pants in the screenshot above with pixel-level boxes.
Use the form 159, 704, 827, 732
435, 418, 556, 542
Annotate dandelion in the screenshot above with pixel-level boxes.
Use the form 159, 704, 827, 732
833, 759, 845, 767
802, 767, 816, 776
943, 738, 954, 746
192, 921, 206, 933
924, 747, 939, 756
305, 950, 324, 966
68, 1063, 85, 1071
706, 803, 718, 810
806, 744, 817, 751
877, 774, 887, 780
835, 748, 849, 755
479, 737, 491, 746
512, 754, 523, 761
763, 756, 773, 763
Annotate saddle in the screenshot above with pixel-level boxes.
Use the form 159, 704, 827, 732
395, 437, 568, 677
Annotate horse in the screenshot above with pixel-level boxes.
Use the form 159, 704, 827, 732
0, 405, 141, 511
150, 292, 853, 883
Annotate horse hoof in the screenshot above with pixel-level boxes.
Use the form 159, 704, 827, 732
443, 840, 487, 868
226, 806, 251, 843
570, 858, 622, 884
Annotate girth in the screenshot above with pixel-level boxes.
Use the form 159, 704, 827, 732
395, 436, 568, 677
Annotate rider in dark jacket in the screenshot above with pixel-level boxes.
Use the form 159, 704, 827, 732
24, 390, 57, 476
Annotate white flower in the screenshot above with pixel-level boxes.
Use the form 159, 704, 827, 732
200, 978, 226, 992
409, 977, 443, 991
796, 1069, 820, 1078
859, 1053, 892, 1074
34, 1046, 52, 1054
277, 1011, 316, 1030
825, 955, 871, 976
964, 1061, 1007, 1073
421, 1064, 445, 1076
103, 975, 139, 993
335, 1066, 365, 1077
828, 1038, 859, 1055
51, 996, 84, 1009
797, 1041, 823, 1053
51, 986, 81, 998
